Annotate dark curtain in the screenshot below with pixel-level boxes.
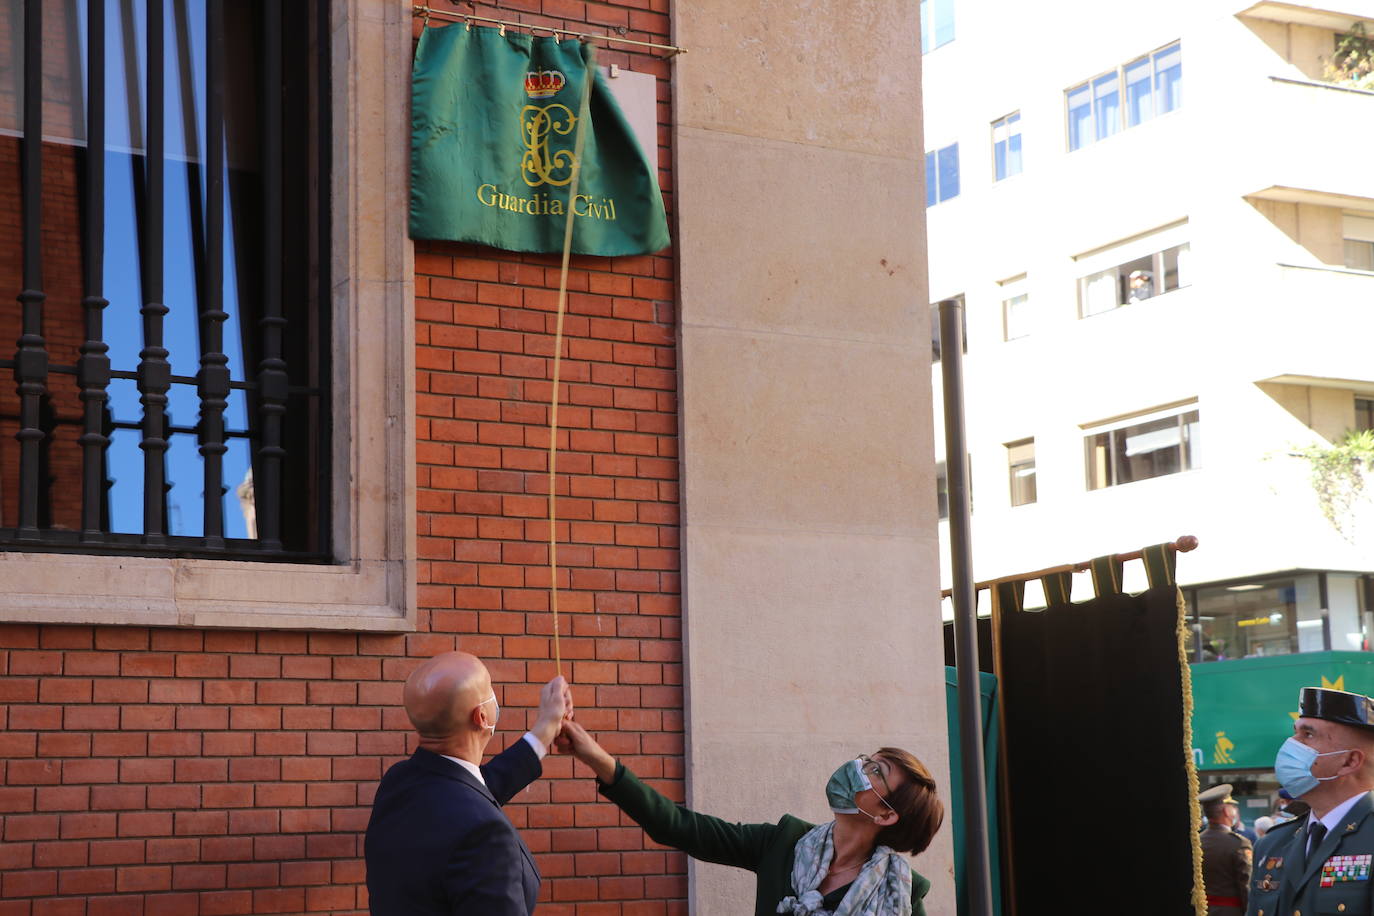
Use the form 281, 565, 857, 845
943, 615, 994, 673
996, 574, 1201, 915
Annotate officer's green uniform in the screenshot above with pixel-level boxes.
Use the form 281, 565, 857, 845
1247, 793, 1374, 916
1247, 687, 1374, 916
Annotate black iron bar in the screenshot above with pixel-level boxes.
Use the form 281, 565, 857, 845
15, 0, 49, 538
311, 0, 333, 555
254, 1, 285, 549
79, 0, 112, 540
198, 0, 228, 547
940, 299, 995, 916
138, 0, 170, 543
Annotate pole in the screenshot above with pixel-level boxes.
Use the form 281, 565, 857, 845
939, 298, 994, 916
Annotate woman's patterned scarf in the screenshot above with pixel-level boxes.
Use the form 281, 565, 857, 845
777, 821, 912, 916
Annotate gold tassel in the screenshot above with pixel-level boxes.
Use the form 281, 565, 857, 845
1176, 584, 1207, 916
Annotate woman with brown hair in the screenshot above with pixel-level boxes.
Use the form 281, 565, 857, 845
556, 720, 944, 915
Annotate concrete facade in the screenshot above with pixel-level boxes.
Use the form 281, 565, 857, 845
673, 1, 954, 912
923, 0, 1374, 603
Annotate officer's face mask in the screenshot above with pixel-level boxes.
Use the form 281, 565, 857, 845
477, 694, 499, 734
1274, 736, 1349, 798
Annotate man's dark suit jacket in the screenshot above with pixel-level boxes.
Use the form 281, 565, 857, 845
365, 741, 542, 915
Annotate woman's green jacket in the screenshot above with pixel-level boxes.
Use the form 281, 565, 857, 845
597, 762, 931, 916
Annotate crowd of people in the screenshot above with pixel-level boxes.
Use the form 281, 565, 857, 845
360, 651, 1374, 915
363, 651, 944, 915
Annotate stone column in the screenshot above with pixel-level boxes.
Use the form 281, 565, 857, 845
670, 1, 955, 911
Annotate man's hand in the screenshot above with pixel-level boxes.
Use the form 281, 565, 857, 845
530, 675, 571, 751
556, 719, 617, 784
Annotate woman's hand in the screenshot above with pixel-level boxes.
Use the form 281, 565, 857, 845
557, 719, 618, 784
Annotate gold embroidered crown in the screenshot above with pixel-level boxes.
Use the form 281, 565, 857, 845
524, 70, 566, 99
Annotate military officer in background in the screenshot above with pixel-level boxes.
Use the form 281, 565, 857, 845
1247, 687, 1374, 916
1201, 783, 1252, 915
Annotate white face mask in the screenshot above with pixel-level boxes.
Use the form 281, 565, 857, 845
477, 694, 499, 733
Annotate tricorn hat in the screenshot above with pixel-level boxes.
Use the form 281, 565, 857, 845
1298, 687, 1374, 730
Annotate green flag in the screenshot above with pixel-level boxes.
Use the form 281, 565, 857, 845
410, 25, 670, 256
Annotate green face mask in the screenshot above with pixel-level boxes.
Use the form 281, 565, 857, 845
825, 758, 873, 815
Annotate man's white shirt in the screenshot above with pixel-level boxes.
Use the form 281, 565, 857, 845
442, 732, 548, 788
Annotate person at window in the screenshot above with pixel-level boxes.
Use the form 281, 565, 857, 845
556, 719, 943, 915
1127, 269, 1154, 302
1247, 687, 1374, 916
364, 651, 571, 915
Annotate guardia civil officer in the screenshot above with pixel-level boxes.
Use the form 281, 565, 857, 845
1201, 783, 1252, 916
1247, 687, 1374, 916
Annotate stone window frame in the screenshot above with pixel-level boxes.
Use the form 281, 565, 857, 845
0, 0, 416, 632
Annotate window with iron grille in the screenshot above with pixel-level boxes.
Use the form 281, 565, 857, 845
1, 0, 330, 560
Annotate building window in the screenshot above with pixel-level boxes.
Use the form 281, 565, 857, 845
1344, 214, 1374, 271
0, 0, 330, 559
1007, 439, 1036, 506
992, 112, 1022, 181
1357, 397, 1374, 432
1078, 243, 1190, 317
937, 460, 949, 519
1002, 293, 1030, 341
920, 0, 955, 53
930, 297, 967, 362
1067, 41, 1181, 151
925, 143, 959, 206
1085, 405, 1199, 490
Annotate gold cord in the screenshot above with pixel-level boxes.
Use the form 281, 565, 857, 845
546, 47, 594, 678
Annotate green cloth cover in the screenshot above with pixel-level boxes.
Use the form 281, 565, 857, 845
410, 24, 670, 256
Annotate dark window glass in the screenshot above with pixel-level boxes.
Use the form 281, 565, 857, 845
0, 0, 330, 559
938, 143, 959, 201
1008, 439, 1036, 506
936, 460, 948, 520
1124, 56, 1152, 126
1067, 82, 1091, 151
920, 0, 955, 53
1068, 42, 1180, 151
1092, 72, 1119, 142
1078, 242, 1189, 317
993, 112, 1022, 181
926, 142, 959, 207
1154, 43, 1182, 113
1356, 397, 1374, 432
1086, 409, 1199, 490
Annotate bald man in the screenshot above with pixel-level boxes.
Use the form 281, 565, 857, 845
365, 652, 570, 915
1248, 687, 1374, 916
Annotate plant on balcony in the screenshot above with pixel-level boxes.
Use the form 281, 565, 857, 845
1323, 23, 1374, 90
1293, 428, 1374, 541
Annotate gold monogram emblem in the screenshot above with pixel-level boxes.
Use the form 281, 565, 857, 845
520, 104, 578, 188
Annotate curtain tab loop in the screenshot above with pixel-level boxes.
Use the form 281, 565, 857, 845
994, 580, 1025, 614
1041, 571, 1073, 606
1090, 555, 1123, 598
1143, 543, 1177, 588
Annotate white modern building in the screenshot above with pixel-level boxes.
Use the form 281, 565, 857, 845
923, 0, 1374, 661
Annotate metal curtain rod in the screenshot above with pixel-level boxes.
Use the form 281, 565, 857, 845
412, 6, 688, 56
938, 535, 1200, 598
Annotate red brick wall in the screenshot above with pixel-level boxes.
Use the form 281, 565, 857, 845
0, 1, 685, 913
